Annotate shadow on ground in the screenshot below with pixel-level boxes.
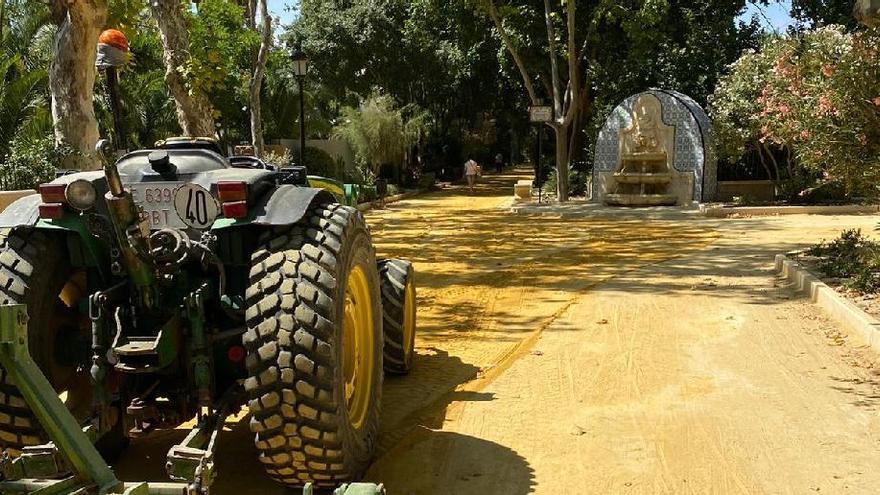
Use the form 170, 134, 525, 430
116, 168, 845, 493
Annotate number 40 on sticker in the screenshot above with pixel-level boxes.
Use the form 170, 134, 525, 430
173, 183, 219, 229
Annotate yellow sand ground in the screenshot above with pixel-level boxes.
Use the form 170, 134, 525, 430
116, 170, 880, 494
115, 170, 716, 492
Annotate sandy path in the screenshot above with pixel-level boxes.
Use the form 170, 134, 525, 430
368, 212, 880, 494
115, 170, 717, 493
115, 171, 880, 494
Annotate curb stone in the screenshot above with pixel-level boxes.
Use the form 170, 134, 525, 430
356, 190, 425, 213
704, 204, 880, 218
775, 253, 880, 352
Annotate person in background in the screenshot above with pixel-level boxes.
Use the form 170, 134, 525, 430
464, 157, 480, 192
495, 152, 504, 173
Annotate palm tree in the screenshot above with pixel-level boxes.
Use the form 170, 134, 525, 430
0, 0, 53, 159
0, 53, 51, 160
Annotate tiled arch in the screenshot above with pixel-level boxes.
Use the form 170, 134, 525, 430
592, 89, 717, 203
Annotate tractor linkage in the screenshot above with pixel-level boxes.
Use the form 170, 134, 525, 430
0, 304, 384, 495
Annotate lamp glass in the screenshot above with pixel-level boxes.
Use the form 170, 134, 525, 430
293, 56, 309, 77
291, 52, 309, 77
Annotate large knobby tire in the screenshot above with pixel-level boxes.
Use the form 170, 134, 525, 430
0, 229, 85, 455
377, 259, 416, 375
244, 202, 383, 487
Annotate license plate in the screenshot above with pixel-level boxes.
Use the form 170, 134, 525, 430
127, 182, 185, 229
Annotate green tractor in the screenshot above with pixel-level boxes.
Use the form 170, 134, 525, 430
0, 138, 417, 493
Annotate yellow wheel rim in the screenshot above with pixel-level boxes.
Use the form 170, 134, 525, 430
342, 265, 375, 430
403, 279, 416, 360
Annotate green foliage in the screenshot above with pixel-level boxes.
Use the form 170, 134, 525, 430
808, 229, 880, 293
260, 147, 292, 169
332, 94, 426, 177
791, 0, 859, 29
187, 0, 261, 142
0, 136, 77, 190
0, 53, 50, 160
290, 0, 525, 169
712, 26, 880, 199
302, 147, 339, 178
709, 42, 778, 163
0, 0, 53, 158
542, 164, 589, 198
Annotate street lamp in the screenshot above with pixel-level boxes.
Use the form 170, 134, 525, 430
290, 45, 309, 169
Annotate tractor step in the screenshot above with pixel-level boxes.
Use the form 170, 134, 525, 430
111, 316, 181, 373
114, 336, 161, 356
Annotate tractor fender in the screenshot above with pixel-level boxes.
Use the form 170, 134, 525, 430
248, 185, 337, 226
0, 194, 41, 228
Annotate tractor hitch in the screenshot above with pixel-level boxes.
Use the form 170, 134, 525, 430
0, 304, 387, 495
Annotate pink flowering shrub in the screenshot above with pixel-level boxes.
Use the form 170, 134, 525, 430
710, 26, 880, 198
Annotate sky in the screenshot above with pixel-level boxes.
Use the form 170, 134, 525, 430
267, 1, 796, 33
267, 0, 296, 26
741, 0, 795, 32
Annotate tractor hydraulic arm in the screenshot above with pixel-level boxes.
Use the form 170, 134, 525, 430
96, 140, 157, 305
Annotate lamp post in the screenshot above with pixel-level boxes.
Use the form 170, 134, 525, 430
290, 45, 309, 168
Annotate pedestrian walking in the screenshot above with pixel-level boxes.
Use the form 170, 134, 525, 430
464, 157, 480, 192
495, 152, 504, 173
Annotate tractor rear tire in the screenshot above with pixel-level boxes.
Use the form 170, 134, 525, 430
0, 229, 80, 455
377, 259, 416, 375
244, 202, 383, 488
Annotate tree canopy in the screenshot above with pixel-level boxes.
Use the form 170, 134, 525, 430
0, 0, 869, 196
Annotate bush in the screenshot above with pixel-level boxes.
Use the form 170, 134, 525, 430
302, 147, 339, 179
542, 165, 590, 198
711, 27, 880, 199
807, 229, 880, 293
343, 161, 373, 187
0, 137, 75, 190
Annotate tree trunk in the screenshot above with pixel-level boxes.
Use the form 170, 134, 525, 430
246, 0, 256, 29
249, 0, 271, 157
48, 0, 107, 170
150, 0, 216, 137
0, 0, 6, 41
554, 124, 570, 201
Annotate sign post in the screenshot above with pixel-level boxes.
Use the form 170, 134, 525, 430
529, 105, 553, 204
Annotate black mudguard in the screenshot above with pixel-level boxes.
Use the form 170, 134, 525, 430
0, 195, 41, 228
248, 185, 337, 226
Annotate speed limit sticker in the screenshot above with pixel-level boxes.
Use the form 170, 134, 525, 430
173, 183, 219, 229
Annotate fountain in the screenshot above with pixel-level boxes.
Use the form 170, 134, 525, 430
592, 89, 717, 206
605, 94, 678, 206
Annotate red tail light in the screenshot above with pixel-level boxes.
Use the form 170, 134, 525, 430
39, 184, 67, 204
227, 345, 246, 363
222, 201, 248, 219
216, 181, 248, 202
38, 203, 65, 220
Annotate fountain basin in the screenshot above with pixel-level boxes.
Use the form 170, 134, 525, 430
613, 172, 673, 185
604, 194, 678, 207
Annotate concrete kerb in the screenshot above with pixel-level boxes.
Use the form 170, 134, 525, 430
508, 201, 704, 221
703, 204, 880, 218
356, 190, 424, 213
775, 253, 880, 352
